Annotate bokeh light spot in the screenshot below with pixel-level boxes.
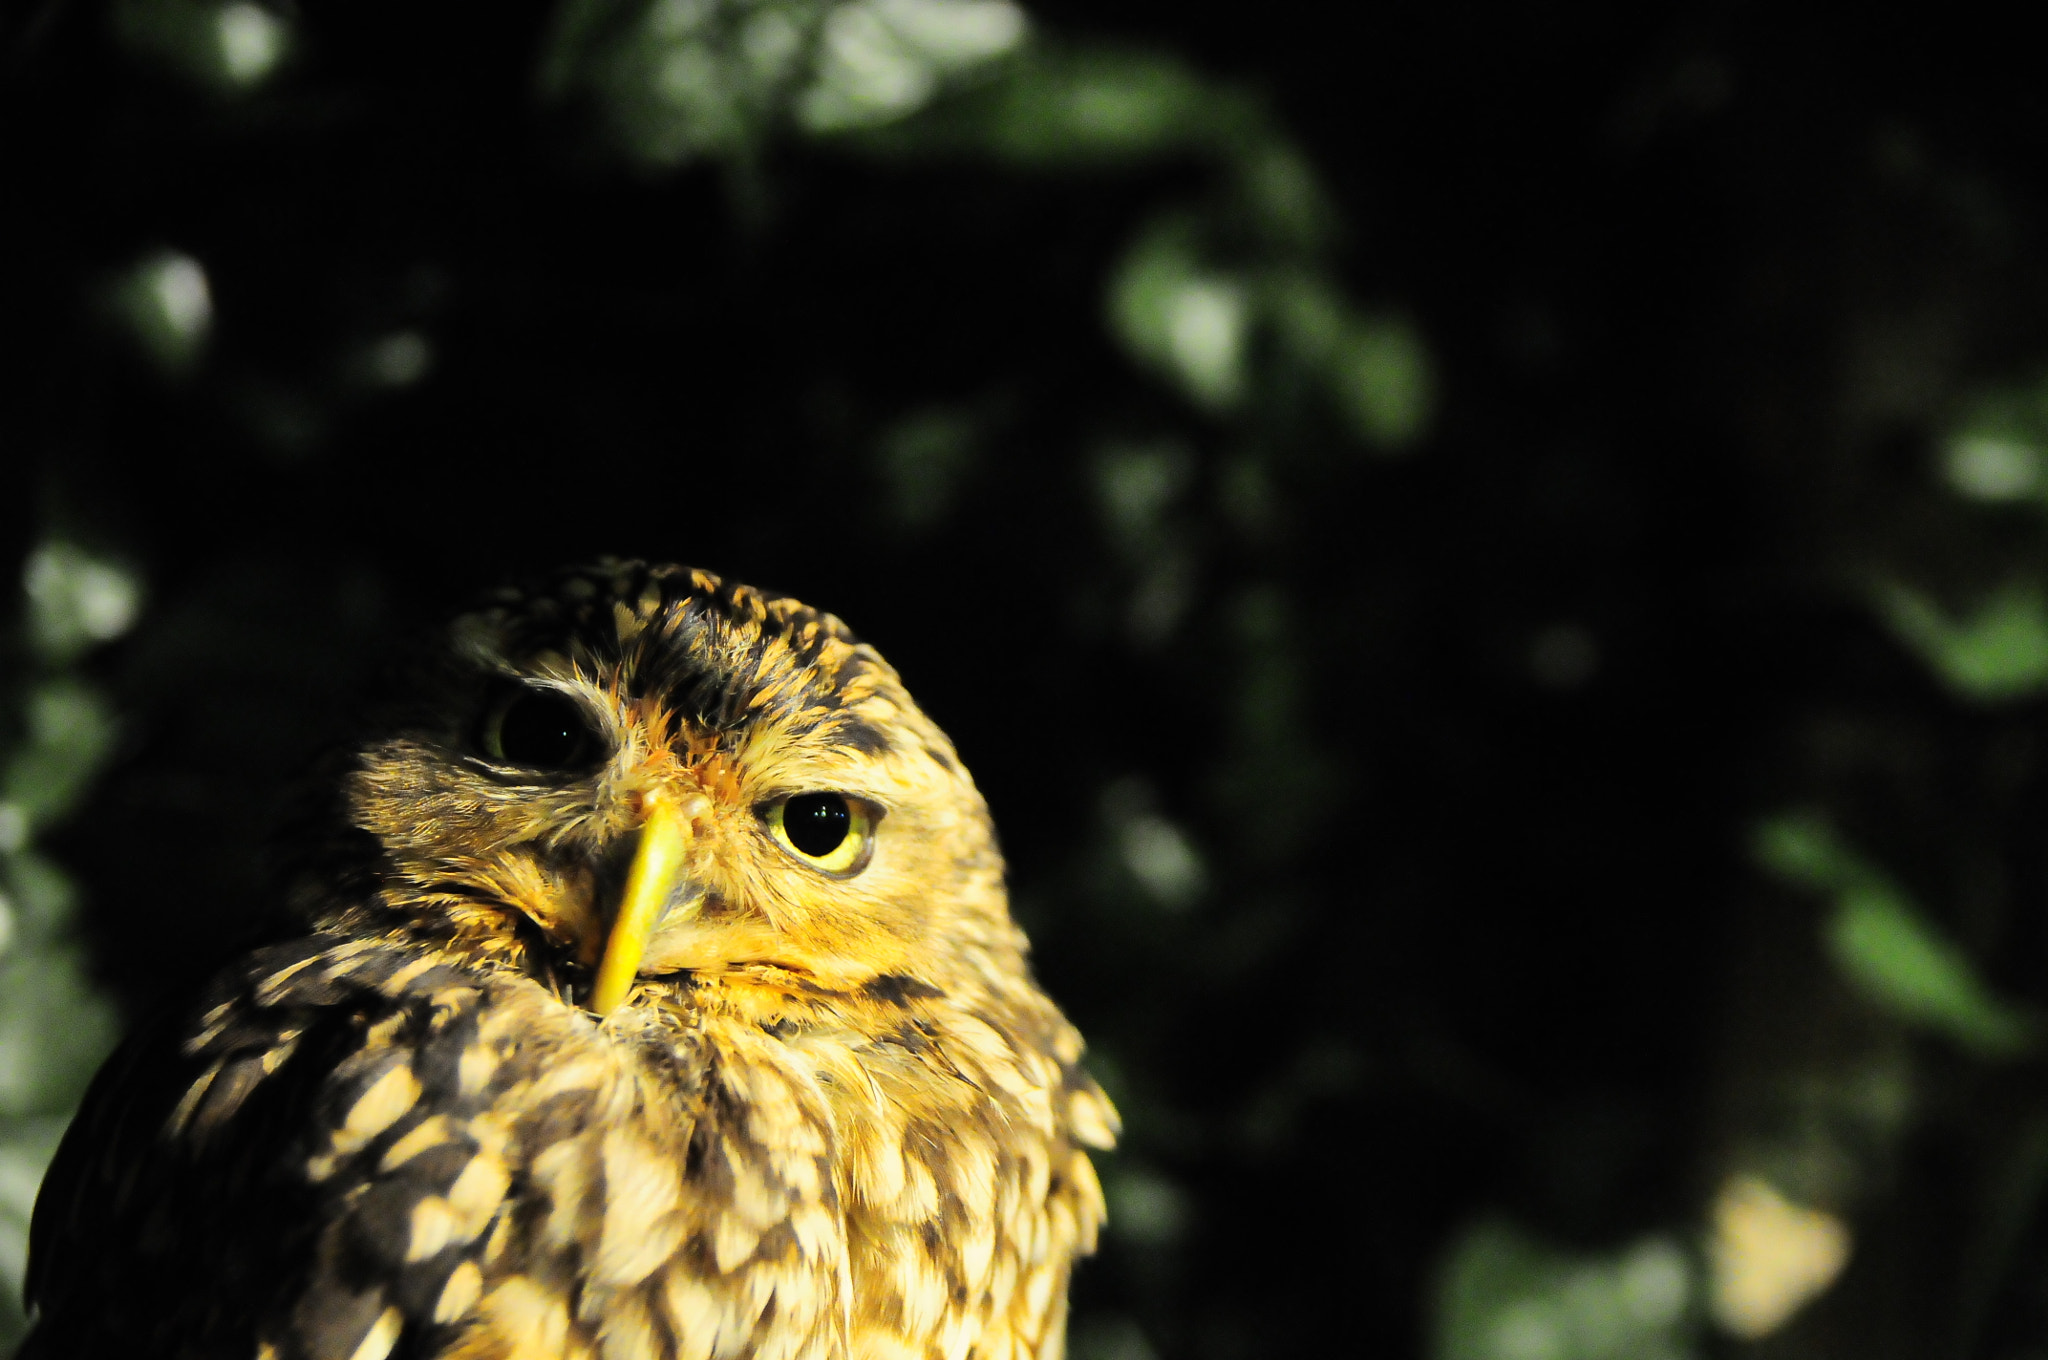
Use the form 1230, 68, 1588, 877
1944, 433, 2042, 500
364, 331, 433, 387
215, 3, 286, 85
1707, 1175, 1850, 1339
120, 251, 213, 372
24, 544, 142, 663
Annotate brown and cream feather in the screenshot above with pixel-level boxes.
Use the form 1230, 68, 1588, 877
18, 561, 1116, 1360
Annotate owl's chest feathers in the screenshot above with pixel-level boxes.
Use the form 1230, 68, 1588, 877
200, 941, 1086, 1360
655, 978, 1076, 1359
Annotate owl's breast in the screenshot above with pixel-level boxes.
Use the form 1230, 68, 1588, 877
739, 983, 1109, 1360
22, 935, 1106, 1360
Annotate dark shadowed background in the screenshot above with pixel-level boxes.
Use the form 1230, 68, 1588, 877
10, 3, 2048, 1357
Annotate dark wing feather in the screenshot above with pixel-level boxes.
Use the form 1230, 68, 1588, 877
20, 932, 854, 1360
18, 936, 490, 1360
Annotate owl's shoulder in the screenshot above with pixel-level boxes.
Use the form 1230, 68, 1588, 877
21, 935, 851, 1360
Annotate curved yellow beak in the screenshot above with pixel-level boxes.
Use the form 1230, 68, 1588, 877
590, 796, 698, 1015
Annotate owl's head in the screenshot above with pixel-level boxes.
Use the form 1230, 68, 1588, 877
331, 561, 1018, 1012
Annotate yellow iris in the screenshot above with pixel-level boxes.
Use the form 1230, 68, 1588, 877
766, 794, 875, 876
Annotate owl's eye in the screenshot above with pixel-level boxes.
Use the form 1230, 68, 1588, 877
765, 793, 876, 876
482, 687, 602, 771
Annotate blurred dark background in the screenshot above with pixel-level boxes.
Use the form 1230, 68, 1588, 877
12, 3, 2048, 1357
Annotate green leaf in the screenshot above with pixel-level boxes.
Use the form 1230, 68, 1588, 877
0, 948, 119, 1120
1267, 272, 1436, 449
2, 680, 120, 832
541, 0, 831, 165
1108, 221, 1247, 411
24, 543, 142, 665
1828, 884, 2033, 1057
799, 0, 1028, 133
0, 1116, 70, 1337
1433, 1219, 1695, 1360
542, 0, 1030, 166
1328, 314, 1433, 449
0, 853, 81, 952
866, 45, 1257, 164
113, 0, 290, 94
1754, 814, 2035, 1057
1876, 580, 2048, 702
1751, 814, 1862, 893
1941, 372, 2048, 503
112, 251, 213, 376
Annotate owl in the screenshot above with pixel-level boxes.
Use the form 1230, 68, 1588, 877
16, 561, 1118, 1360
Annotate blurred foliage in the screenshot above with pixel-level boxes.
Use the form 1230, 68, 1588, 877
541, 0, 1032, 163
112, 0, 288, 93
1876, 582, 2048, 703
1756, 814, 2035, 1058
0, 547, 132, 1347
110, 251, 213, 377
1433, 1221, 1693, 1360
19, 2, 2048, 1359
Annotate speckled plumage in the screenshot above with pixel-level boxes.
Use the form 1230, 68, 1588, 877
18, 561, 1117, 1360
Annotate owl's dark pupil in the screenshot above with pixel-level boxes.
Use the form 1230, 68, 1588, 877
784, 793, 851, 856
490, 690, 594, 769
